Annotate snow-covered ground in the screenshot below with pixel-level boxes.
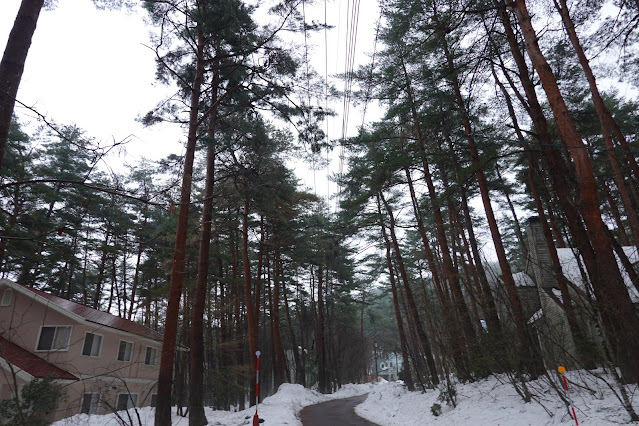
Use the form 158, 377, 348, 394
53, 370, 638, 425
357, 371, 638, 425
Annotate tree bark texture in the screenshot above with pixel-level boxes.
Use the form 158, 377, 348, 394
188, 89, 218, 426
508, 0, 639, 381
0, 0, 44, 174
431, 3, 537, 373
403, 163, 468, 378
400, 62, 476, 378
380, 191, 439, 386
315, 264, 328, 393
554, 0, 639, 252
488, 55, 595, 365
155, 22, 206, 426
242, 196, 259, 406
272, 247, 288, 389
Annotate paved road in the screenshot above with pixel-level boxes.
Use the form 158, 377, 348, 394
299, 394, 379, 426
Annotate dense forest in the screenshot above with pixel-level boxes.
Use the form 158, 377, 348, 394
1, 0, 639, 425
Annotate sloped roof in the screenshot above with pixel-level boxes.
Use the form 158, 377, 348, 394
4, 281, 163, 342
556, 246, 639, 303
0, 335, 78, 381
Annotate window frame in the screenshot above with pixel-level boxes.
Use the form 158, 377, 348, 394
81, 392, 100, 415
81, 332, 103, 358
35, 325, 72, 352
144, 346, 158, 366
116, 393, 138, 411
0, 288, 13, 307
117, 340, 133, 362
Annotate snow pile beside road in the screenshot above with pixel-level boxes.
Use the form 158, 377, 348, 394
356, 372, 639, 425
52, 383, 372, 426
52, 372, 637, 425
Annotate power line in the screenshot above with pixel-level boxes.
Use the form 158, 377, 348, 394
469, 133, 639, 155
337, 0, 361, 213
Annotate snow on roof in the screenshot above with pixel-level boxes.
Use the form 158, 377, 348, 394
513, 272, 536, 287
556, 246, 639, 303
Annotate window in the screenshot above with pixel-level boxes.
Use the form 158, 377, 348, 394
117, 340, 133, 362
116, 393, 137, 411
81, 393, 100, 415
82, 332, 102, 357
1, 288, 13, 306
150, 394, 158, 408
36, 326, 71, 351
145, 347, 157, 365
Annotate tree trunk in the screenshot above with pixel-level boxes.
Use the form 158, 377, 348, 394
315, 264, 328, 393
271, 247, 288, 390
155, 20, 206, 426
488, 54, 599, 365
544, 192, 567, 248
459, 183, 501, 337
508, 0, 639, 381
602, 180, 631, 246
0, 0, 44, 174
496, 0, 613, 369
235, 272, 245, 411
65, 235, 79, 300
295, 280, 307, 387
495, 164, 528, 262
403, 163, 468, 378
554, 0, 639, 252
283, 279, 303, 385
432, 5, 536, 373
401, 60, 476, 354
380, 191, 439, 386
128, 203, 148, 320
176, 289, 190, 416
188, 86, 218, 426
93, 229, 110, 309
242, 195, 259, 407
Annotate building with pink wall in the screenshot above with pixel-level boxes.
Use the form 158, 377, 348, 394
0, 279, 168, 421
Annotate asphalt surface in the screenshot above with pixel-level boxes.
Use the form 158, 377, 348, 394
299, 394, 379, 426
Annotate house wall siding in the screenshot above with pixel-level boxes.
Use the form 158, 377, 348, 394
0, 282, 161, 421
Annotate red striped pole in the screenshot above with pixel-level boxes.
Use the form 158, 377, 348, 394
558, 366, 578, 425
253, 350, 261, 426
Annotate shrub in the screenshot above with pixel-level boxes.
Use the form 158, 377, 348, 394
430, 402, 442, 416
0, 377, 66, 426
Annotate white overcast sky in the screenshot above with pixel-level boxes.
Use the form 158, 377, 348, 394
0, 0, 381, 201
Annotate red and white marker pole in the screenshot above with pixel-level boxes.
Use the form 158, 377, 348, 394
253, 350, 261, 426
558, 366, 578, 425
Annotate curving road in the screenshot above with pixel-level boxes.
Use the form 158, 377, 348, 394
299, 394, 379, 426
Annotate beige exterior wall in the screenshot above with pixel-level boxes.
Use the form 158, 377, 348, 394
0, 282, 161, 421
51, 377, 157, 421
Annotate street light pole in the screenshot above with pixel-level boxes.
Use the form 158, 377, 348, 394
253, 350, 262, 425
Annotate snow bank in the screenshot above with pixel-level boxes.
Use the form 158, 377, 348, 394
52, 383, 372, 426
52, 372, 637, 425
357, 372, 639, 425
